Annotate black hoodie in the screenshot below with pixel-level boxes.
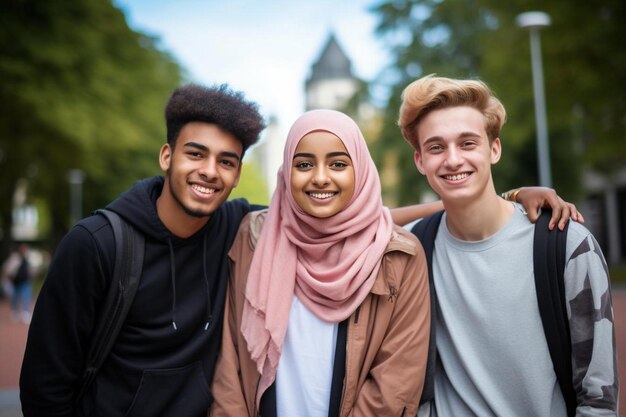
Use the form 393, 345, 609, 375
20, 176, 256, 417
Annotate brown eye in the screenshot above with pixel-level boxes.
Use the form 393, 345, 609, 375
294, 161, 313, 169
428, 144, 443, 153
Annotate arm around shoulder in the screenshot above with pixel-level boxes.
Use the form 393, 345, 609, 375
390, 201, 444, 227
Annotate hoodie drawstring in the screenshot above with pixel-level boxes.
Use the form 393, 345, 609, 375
168, 236, 212, 332
202, 234, 212, 330
168, 239, 178, 330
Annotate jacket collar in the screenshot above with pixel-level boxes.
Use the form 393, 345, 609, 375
370, 227, 418, 296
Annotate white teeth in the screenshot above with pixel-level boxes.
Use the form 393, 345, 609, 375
192, 184, 216, 194
309, 192, 335, 199
444, 173, 469, 181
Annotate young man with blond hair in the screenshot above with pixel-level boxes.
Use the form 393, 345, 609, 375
399, 74, 618, 416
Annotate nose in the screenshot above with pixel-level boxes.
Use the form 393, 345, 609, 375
199, 157, 218, 180
445, 147, 463, 168
312, 166, 330, 187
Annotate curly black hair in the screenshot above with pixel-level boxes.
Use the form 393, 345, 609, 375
164, 84, 266, 156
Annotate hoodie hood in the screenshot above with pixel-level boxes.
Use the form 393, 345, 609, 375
106, 176, 173, 242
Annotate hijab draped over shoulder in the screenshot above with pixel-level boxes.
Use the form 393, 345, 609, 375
241, 109, 394, 400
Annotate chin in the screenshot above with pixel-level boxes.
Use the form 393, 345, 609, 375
181, 202, 217, 218
307, 209, 340, 219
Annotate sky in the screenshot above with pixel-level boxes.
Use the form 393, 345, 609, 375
113, 0, 391, 129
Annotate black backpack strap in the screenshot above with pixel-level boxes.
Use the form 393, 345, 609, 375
74, 209, 145, 403
533, 210, 576, 416
410, 210, 444, 406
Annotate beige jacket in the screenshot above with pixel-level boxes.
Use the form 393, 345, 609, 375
211, 210, 430, 417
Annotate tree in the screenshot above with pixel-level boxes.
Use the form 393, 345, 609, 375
0, 0, 183, 257
369, 0, 625, 205
228, 161, 270, 206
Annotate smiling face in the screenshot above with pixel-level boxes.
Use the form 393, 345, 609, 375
157, 121, 242, 235
413, 106, 501, 207
290, 130, 355, 218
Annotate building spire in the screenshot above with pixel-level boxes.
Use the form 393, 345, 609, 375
306, 32, 353, 86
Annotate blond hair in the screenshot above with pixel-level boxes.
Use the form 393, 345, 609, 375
398, 74, 506, 150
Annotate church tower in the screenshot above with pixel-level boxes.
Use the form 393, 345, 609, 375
305, 33, 359, 111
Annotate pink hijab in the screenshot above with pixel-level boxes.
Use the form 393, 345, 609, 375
241, 109, 394, 400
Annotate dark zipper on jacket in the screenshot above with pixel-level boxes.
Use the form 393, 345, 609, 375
353, 305, 361, 324
339, 327, 349, 416
254, 375, 261, 416
388, 285, 398, 302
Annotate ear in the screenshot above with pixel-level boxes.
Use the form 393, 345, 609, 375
490, 137, 502, 165
233, 162, 242, 188
414, 150, 426, 175
159, 144, 172, 173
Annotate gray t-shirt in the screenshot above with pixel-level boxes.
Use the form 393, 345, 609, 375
432, 206, 567, 416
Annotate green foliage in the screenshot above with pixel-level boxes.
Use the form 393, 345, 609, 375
370, 0, 625, 205
229, 161, 270, 206
0, 0, 183, 248
33, 197, 52, 239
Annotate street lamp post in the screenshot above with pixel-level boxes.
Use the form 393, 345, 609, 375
516, 11, 552, 188
68, 169, 85, 225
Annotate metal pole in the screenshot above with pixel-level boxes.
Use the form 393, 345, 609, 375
68, 169, 85, 225
528, 28, 552, 188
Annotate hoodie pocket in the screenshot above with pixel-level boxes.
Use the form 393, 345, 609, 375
124, 361, 211, 417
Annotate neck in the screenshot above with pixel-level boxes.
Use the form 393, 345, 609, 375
442, 191, 514, 241
156, 184, 209, 239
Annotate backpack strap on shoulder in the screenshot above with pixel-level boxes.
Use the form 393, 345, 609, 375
410, 210, 444, 405
74, 209, 145, 404
533, 209, 576, 416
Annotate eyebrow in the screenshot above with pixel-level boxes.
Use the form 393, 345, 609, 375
422, 131, 481, 146
293, 151, 351, 160
184, 142, 241, 161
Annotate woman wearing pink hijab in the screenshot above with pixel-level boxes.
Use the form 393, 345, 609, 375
210, 109, 430, 416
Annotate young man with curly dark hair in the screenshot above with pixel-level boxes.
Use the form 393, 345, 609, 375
20, 84, 267, 417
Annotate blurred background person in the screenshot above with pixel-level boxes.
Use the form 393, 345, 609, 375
2, 243, 37, 323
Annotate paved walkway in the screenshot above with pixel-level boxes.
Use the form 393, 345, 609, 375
2, 287, 626, 416
0, 298, 28, 416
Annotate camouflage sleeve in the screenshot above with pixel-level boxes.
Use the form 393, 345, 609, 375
564, 226, 619, 416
